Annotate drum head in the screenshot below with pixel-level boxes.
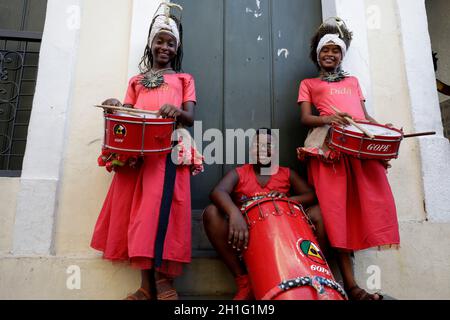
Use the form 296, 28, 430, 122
114, 112, 159, 119
115, 112, 142, 118
343, 123, 402, 137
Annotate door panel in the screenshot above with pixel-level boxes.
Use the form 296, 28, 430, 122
178, 0, 225, 209
179, 0, 322, 210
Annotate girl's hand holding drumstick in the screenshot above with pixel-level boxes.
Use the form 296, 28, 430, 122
158, 104, 182, 119
322, 112, 353, 126
330, 105, 375, 139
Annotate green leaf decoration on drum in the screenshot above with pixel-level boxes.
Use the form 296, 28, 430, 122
300, 240, 326, 265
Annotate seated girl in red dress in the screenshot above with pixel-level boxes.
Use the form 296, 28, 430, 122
91, 5, 198, 300
203, 129, 325, 300
297, 18, 400, 300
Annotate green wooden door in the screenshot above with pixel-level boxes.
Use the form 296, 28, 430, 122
179, 0, 322, 210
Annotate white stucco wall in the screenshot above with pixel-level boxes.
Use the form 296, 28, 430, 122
364, 0, 425, 222
426, 0, 450, 103
54, 0, 133, 255
0, 179, 20, 254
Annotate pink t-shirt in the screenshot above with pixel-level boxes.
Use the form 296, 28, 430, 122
124, 73, 196, 111
298, 76, 366, 120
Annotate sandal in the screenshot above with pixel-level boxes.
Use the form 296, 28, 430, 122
124, 287, 152, 300
346, 286, 384, 301
156, 278, 179, 300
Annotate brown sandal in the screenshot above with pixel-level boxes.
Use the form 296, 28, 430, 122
124, 287, 152, 300
346, 286, 383, 301
156, 279, 179, 300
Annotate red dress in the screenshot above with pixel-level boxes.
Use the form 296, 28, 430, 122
91, 73, 196, 277
298, 77, 400, 251
232, 164, 291, 206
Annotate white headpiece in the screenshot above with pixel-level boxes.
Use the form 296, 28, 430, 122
316, 33, 347, 64
149, 14, 180, 49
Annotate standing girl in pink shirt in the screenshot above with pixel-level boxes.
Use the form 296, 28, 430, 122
91, 5, 197, 300
297, 19, 400, 300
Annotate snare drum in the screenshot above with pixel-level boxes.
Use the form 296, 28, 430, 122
103, 113, 176, 156
329, 122, 403, 160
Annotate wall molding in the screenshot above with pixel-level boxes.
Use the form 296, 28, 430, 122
396, 0, 450, 222
12, 0, 82, 255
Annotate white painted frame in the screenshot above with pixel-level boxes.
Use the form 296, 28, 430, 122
12, 0, 82, 255
396, 0, 450, 222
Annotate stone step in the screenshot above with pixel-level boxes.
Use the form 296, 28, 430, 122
175, 256, 345, 297
175, 257, 236, 297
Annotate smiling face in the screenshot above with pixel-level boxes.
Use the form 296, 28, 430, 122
150, 31, 177, 69
318, 43, 342, 72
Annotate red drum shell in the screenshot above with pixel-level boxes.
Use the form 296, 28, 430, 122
103, 114, 175, 156
329, 121, 403, 160
242, 198, 345, 300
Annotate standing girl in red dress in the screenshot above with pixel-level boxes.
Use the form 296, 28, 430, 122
297, 19, 400, 300
91, 4, 197, 300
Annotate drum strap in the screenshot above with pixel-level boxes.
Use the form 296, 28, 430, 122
261, 276, 347, 300
154, 153, 177, 268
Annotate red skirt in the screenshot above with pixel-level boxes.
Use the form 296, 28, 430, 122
91, 154, 191, 277
308, 156, 400, 251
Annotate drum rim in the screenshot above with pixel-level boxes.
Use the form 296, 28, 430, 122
241, 197, 302, 212
105, 114, 176, 124
102, 145, 173, 154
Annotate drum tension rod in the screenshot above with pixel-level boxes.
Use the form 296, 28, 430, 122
287, 199, 298, 217
256, 202, 266, 221
243, 211, 252, 227
272, 198, 282, 216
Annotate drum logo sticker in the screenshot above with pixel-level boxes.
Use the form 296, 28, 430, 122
113, 124, 127, 137
298, 240, 326, 265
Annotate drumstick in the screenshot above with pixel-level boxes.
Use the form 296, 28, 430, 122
94, 104, 159, 115
403, 132, 436, 138
330, 105, 375, 139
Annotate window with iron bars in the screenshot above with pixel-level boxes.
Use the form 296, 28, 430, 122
0, 0, 47, 177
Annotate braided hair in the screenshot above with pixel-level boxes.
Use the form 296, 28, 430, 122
310, 21, 353, 70
139, 14, 184, 73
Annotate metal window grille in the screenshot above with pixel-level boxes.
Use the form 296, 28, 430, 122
0, 0, 47, 176
0, 30, 42, 176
